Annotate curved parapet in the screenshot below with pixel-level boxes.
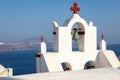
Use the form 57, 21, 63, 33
52, 21, 59, 28
0, 64, 13, 77
63, 14, 88, 29
0, 64, 6, 73
36, 53, 63, 73
96, 50, 120, 68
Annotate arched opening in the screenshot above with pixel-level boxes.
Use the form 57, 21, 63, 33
72, 22, 85, 52
61, 62, 72, 71
72, 24, 78, 51
84, 61, 95, 70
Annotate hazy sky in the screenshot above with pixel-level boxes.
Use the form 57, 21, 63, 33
0, 0, 120, 44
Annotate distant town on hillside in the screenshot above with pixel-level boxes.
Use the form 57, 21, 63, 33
0, 38, 120, 52
0, 38, 52, 52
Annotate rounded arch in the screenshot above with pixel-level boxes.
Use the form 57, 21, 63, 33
66, 15, 88, 52
68, 19, 87, 30
61, 62, 72, 71
71, 21, 86, 52
72, 22, 85, 51
63, 14, 88, 29
84, 60, 95, 70
63, 14, 89, 52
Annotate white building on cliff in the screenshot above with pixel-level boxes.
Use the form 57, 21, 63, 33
0, 42, 5, 45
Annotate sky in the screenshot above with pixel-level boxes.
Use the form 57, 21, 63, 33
0, 0, 120, 44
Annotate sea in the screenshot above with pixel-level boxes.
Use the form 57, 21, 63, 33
0, 46, 120, 75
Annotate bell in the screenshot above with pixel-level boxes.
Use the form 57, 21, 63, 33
72, 31, 79, 42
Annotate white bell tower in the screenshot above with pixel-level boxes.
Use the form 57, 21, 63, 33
52, 2, 97, 53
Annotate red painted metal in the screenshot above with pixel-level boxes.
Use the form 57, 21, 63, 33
70, 2, 80, 14
35, 54, 41, 58
101, 33, 104, 40
63, 67, 70, 71
84, 66, 94, 69
78, 31, 85, 35
71, 32, 72, 35
53, 32, 56, 35
40, 35, 44, 42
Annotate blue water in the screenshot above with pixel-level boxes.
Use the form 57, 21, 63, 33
0, 47, 120, 75
0, 50, 39, 75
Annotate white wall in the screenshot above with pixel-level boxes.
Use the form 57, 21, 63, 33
84, 27, 97, 52
58, 27, 72, 53
40, 53, 63, 72
95, 50, 120, 68
38, 51, 98, 73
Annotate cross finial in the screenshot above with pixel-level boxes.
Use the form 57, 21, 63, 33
101, 33, 104, 40
70, 2, 80, 14
40, 35, 44, 42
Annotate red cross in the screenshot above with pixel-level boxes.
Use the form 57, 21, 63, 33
70, 2, 80, 14
40, 35, 44, 42
101, 33, 104, 40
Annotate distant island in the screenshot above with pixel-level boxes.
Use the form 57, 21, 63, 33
0, 41, 120, 52
0, 43, 39, 52
0, 38, 53, 52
